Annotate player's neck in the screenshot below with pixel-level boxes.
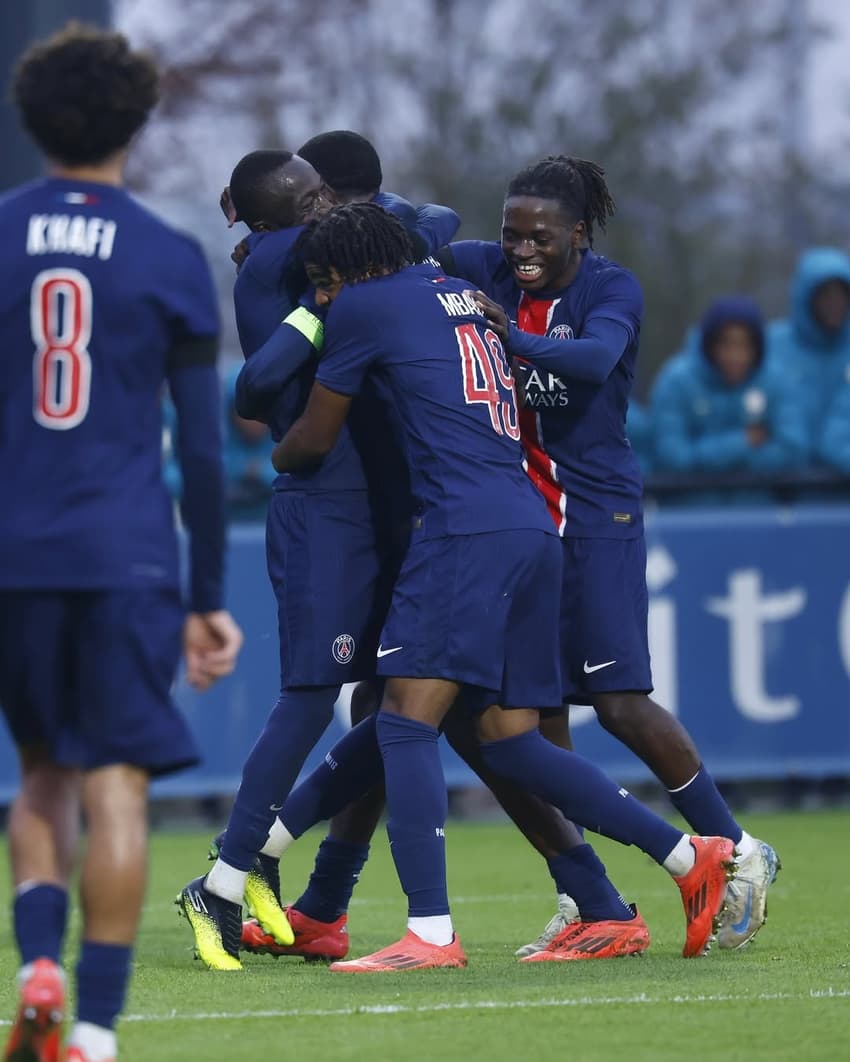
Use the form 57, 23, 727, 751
48, 151, 127, 188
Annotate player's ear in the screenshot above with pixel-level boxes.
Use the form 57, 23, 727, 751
572, 220, 587, 249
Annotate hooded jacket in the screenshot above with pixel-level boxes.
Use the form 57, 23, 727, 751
768, 248, 850, 441
651, 296, 807, 473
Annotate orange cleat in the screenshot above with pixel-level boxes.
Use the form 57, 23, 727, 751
675, 836, 736, 957
521, 908, 651, 962
329, 929, 467, 973
241, 908, 349, 961
3, 958, 65, 1062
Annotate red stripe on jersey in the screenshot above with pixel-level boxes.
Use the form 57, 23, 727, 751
517, 294, 566, 534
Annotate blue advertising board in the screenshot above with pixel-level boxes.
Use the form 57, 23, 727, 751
1, 504, 849, 802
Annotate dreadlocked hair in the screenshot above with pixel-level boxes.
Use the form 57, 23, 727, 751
507, 156, 616, 247
298, 203, 413, 283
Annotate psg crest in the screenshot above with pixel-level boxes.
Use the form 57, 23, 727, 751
548, 323, 574, 340
332, 633, 356, 664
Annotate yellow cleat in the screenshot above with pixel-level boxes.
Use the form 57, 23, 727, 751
176, 876, 244, 971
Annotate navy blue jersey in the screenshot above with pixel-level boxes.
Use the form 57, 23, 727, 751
316, 264, 553, 538
0, 178, 224, 607
448, 241, 644, 538
232, 226, 368, 493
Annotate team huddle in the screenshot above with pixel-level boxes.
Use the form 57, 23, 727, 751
0, 24, 780, 1062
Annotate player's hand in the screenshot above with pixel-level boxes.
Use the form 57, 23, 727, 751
471, 290, 510, 341
220, 185, 239, 227
183, 610, 244, 691
746, 423, 769, 448
231, 238, 251, 270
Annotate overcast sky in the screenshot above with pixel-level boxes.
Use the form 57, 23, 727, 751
807, 0, 850, 157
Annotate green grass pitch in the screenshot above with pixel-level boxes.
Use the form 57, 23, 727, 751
2, 810, 848, 1061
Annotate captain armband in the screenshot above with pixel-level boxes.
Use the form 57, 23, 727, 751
283, 306, 325, 350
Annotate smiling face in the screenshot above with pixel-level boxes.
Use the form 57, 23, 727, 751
501, 195, 585, 293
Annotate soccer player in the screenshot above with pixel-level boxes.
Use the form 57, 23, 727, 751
183, 150, 630, 969
270, 203, 735, 972
0, 23, 242, 1062
441, 155, 780, 953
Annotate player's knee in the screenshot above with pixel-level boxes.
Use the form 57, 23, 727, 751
593, 692, 647, 734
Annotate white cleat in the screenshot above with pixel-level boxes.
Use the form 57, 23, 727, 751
515, 896, 581, 957
717, 840, 781, 950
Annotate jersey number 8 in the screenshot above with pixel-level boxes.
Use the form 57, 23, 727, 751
31, 268, 93, 430
455, 323, 520, 440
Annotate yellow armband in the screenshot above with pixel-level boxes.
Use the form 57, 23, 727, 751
283, 306, 324, 350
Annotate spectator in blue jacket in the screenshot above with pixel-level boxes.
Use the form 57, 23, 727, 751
221, 363, 276, 519
651, 296, 808, 479
768, 247, 850, 438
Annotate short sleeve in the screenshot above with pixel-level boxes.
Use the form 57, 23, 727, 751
315, 288, 382, 396
584, 268, 643, 345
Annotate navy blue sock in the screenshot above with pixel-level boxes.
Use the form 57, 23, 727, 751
76, 941, 132, 1030
668, 765, 742, 843
13, 884, 68, 964
481, 730, 683, 866
376, 711, 449, 917
220, 686, 337, 870
280, 714, 383, 838
547, 846, 634, 922
294, 838, 370, 922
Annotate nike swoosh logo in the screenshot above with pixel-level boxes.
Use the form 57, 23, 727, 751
730, 883, 754, 934
583, 660, 617, 674
377, 645, 403, 658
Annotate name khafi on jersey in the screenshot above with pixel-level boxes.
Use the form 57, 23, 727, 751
26, 213, 117, 260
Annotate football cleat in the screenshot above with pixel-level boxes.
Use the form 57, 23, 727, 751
207, 833, 293, 948
521, 906, 650, 962
244, 856, 293, 947
514, 895, 580, 958
241, 908, 349, 961
329, 929, 466, 973
717, 840, 781, 950
3, 957, 65, 1062
674, 836, 736, 957
175, 875, 243, 971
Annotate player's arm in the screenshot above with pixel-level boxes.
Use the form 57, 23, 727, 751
414, 203, 461, 254
234, 301, 326, 420
271, 382, 352, 471
271, 289, 378, 471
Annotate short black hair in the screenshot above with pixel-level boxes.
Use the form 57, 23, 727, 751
298, 203, 413, 283
13, 21, 159, 166
507, 156, 616, 247
297, 130, 382, 197
228, 149, 295, 226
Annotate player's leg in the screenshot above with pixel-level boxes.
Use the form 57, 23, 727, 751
0, 593, 78, 1062
474, 532, 734, 959
571, 535, 779, 948
330, 675, 468, 972
243, 679, 385, 959
183, 490, 382, 964
441, 706, 640, 958
65, 588, 196, 1060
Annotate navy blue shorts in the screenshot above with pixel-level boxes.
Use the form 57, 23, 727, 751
0, 588, 197, 775
559, 536, 652, 705
266, 490, 385, 687
377, 529, 563, 710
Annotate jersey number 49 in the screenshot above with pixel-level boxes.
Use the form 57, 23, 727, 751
31, 268, 93, 431
455, 323, 520, 440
